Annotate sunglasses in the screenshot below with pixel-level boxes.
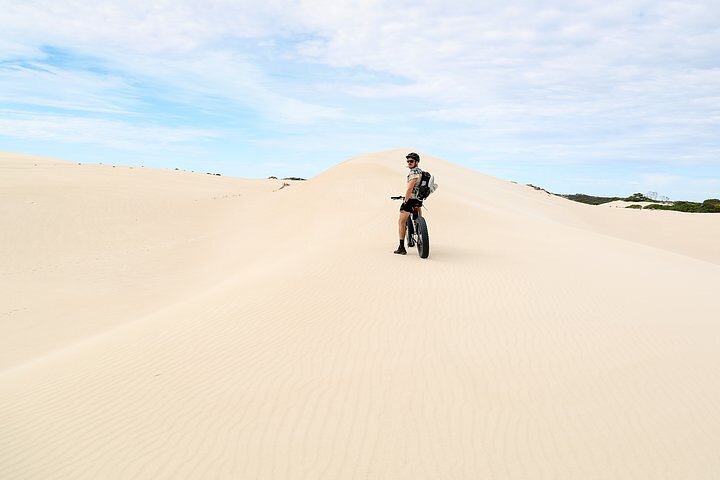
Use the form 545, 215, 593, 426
406, 159, 416, 163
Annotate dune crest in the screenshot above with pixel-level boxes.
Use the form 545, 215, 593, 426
2, 150, 719, 479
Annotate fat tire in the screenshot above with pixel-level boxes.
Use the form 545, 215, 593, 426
416, 216, 430, 258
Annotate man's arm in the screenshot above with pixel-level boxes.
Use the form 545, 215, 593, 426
405, 178, 418, 200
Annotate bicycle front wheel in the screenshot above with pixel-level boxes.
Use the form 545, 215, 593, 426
406, 216, 415, 247
416, 216, 429, 258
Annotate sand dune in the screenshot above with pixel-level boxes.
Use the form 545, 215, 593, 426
2, 150, 719, 479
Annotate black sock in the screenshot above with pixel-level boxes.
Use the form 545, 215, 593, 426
399, 240, 405, 248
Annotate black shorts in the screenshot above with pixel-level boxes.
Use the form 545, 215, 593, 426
400, 198, 423, 213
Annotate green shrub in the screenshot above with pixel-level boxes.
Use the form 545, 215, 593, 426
644, 200, 720, 213
702, 199, 720, 211
561, 194, 621, 205
625, 193, 655, 202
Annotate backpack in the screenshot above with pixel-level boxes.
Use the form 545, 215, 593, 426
417, 170, 438, 200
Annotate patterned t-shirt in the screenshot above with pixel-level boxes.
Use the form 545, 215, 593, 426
407, 167, 423, 200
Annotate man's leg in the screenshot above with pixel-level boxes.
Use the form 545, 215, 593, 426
395, 210, 410, 254
398, 211, 410, 240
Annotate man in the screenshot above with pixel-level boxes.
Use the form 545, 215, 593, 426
394, 152, 423, 255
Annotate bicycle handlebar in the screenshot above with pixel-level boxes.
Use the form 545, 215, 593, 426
390, 196, 404, 200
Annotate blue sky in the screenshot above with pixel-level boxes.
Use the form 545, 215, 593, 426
1, 0, 719, 200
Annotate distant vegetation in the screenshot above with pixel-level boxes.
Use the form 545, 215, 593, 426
561, 193, 624, 205
268, 176, 306, 181
526, 184, 553, 195
625, 193, 656, 202
526, 185, 719, 213
644, 199, 720, 213
559, 192, 660, 205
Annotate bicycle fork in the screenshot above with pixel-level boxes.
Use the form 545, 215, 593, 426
407, 212, 418, 247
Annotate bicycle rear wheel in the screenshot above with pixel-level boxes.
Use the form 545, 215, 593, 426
416, 216, 429, 258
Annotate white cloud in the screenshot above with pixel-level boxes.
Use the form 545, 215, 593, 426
107, 51, 347, 124
0, 63, 136, 114
0, 109, 217, 149
0, 0, 288, 55
4, 0, 718, 128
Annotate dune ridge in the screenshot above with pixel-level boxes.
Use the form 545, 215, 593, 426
2, 150, 719, 479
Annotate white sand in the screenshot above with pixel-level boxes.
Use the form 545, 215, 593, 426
2, 150, 719, 479
600, 200, 657, 208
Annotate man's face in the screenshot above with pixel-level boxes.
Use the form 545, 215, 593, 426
406, 157, 417, 168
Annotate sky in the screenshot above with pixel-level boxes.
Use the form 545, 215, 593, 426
1, 0, 719, 200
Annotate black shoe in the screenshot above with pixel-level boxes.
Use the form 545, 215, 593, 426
394, 247, 407, 255
407, 239, 415, 247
